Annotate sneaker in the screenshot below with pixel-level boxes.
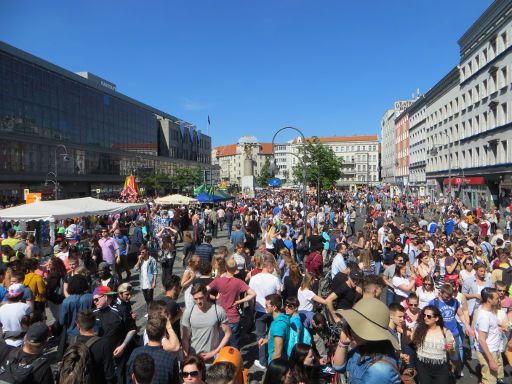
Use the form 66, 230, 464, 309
253, 360, 266, 370
321, 366, 335, 375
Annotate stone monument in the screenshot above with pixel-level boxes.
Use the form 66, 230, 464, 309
238, 136, 259, 197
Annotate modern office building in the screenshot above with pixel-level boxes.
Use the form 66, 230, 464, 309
0, 41, 211, 201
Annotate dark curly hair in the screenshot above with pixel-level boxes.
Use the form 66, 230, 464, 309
412, 305, 445, 348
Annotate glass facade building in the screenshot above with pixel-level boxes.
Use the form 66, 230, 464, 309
0, 41, 211, 200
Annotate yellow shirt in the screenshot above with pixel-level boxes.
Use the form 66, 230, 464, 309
24, 272, 46, 303
1, 238, 19, 263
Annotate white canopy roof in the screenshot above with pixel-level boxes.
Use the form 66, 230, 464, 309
0, 197, 146, 222
154, 194, 198, 205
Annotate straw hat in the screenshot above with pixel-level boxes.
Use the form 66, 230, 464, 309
336, 298, 399, 350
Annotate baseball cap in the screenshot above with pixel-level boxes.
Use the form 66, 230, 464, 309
118, 283, 133, 294
6, 283, 25, 299
463, 247, 472, 253
93, 286, 116, 298
26, 322, 49, 344
97, 262, 110, 271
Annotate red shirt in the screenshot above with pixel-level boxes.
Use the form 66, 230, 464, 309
208, 276, 250, 323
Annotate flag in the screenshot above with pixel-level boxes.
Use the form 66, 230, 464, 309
208, 115, 211, 125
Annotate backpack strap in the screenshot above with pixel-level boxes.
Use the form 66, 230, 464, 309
84, 336, 101, 349
369, 356, 400, 374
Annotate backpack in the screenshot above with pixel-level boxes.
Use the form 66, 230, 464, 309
59, 336, 101, 384
0, 348, 48, 384
287, 316, 312, 356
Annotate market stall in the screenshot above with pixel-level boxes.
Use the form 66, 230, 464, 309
154, 194, 198, 205
0, 197, 145, 245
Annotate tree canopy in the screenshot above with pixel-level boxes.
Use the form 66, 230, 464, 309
292, 137, 343, 188
257, 157, 272, 187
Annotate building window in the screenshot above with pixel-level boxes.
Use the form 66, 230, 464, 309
500, 66, 508, 89
501, 32, 508, 52
490, 38, 497, 58
500, 102, 508, 125
490, 71, 498, 93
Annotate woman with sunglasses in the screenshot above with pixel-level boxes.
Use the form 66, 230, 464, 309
404, 293, 420, 329
181, 355, 206, 384
392, 263, 415, 303
416, 275, 437, 309
459, 256, 475, 285
411, 305, 455, 384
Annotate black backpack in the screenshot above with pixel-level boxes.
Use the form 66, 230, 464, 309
58, 336, 101, 384
0, 348, 48, 384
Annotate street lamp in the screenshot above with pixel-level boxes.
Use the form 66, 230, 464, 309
429, 131, 452, 204
53, 145, 69, 200
270, 126, 308, 222
45, 172, 58, 198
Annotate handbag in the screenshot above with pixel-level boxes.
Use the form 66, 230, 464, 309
441, 327, 457, 384
47, 277, 65, 304
370, 357, 416, 384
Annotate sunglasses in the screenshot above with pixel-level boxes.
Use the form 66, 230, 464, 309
181, 371, 200, 378
408, 303, 418, 307
423, 314, 435, 319
465, 263, 473, 266
93, 295, 105, 303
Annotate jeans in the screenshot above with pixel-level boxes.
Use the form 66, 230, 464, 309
374, 261, 382, 275
255, 311, 271, 365
227, 223, 233, 239
416, 360, 450, 384
299, 310, 314, 329
228, 322, 240, 350
142, 289, 154, 305
161, 258, 175, 287
386, 288, 395, 306
349, 222, 355, 237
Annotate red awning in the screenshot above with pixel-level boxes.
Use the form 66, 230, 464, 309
443, 176, 485, 185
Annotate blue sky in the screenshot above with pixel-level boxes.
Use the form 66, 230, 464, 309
0, 0, 492, 146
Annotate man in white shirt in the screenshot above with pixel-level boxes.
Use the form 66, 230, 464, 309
0, 284, 32, 347
331, 243, 349, 279
475, 287, 504, 384
249, 255, 281, 369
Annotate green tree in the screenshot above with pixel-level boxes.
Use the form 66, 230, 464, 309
171, 167, 203, 192
138, 171, 172, 195
257, 157, 272, 187
292, 137, 343, 188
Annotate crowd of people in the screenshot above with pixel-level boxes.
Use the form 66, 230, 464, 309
0, 189, 511, 383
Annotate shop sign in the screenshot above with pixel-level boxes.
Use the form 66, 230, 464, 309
26, 193, 42, 204
443, 176, 485, 185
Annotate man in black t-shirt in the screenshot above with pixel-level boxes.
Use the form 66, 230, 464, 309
74, 310, 115, 384
325, 269, 361, 323
161, 275, 182, 342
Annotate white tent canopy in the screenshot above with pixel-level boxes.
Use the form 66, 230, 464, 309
0, 197, 146, 222
154, 194, 198, 205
